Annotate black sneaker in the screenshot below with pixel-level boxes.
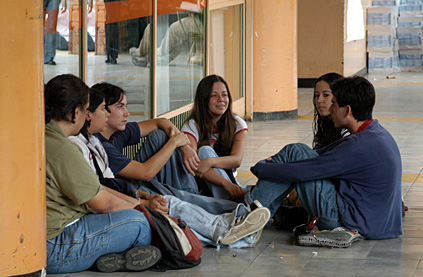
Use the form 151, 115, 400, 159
96, 245, 161, 272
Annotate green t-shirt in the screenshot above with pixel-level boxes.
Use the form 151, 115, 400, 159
46, 120, 103, 240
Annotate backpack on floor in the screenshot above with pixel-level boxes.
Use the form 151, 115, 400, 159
134, 204, 202, 270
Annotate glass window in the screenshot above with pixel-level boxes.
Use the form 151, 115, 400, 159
209, 4, 243, 100
88, 0, 152, 121
156, 0, 205, 116
43, 0, 80, 83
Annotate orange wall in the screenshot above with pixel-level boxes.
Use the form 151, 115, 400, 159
253, 0, 298, 114
0, 1, 46, 275
298, 0, 344, 78
298, 0, 369, 78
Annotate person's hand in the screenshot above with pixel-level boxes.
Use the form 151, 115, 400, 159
195, 158, 212, 178
60, 0, 67, 13
222, 182, 245, 202
146, 195, 169, 215
169, 129, 190, 148
136, 190, 162, 200
181, 146, 200, 176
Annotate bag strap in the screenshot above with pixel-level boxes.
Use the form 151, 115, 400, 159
89, 148, 105, 183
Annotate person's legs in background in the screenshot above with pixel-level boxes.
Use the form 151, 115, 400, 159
104, 0, 120, 64
43, 0, 60, 65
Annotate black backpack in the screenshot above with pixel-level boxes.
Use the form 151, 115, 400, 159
134, 204, 202, 270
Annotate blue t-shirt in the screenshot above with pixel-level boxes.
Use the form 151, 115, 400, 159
94, 122, 141, 175
251, 120, 403, 240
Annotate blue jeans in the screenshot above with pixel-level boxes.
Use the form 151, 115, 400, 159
46, 209, 151, 274
164, 195, 256, 247
133, 129, 199, 194
248, 143, 342, 230
197, 146, 246, 200
139, 178, 239, 215
43, 0, 60, 63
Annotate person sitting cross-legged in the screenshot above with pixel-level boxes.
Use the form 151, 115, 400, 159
248, 76, 403, 240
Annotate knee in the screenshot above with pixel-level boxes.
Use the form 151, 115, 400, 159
198, 146, 217, 159
274, 143, 317, 163
146, 129, 168, 145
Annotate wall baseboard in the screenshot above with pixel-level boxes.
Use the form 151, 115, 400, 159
253, 110, 298, 121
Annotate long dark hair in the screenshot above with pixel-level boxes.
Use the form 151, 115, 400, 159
186, 75, 236, 156
80, 88, 106, 139
312, 72, 344, 149
45, 74, 89, 124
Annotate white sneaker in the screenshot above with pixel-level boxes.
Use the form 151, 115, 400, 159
220, 206, 270, 245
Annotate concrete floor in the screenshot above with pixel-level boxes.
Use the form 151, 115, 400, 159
48, 71, 423, 276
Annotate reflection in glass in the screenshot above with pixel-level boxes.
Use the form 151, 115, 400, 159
210, 5, 244, 100
88, 0, 152, 122
156, 1, 205, 116
44, 0, 80, 83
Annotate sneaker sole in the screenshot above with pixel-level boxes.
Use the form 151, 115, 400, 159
220, 207, 271, 245
96, 245, 161, 272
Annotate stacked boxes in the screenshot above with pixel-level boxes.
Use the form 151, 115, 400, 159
367, 0, 423, 72
367, 5, 400, 72
397, 0, 423, 70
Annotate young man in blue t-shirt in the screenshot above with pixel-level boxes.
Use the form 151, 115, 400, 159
92, 83, 201, 194
249, 76, 403, 240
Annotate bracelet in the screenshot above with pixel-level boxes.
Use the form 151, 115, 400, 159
137, 198, 141, 204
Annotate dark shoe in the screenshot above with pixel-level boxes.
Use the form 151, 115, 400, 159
110, 58, 117, 64
44, 60, 56, 65
105, 59, 110, 63
96, 245, 161, 273
273, 205, 309, 230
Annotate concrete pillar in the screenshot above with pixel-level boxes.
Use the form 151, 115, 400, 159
0, 0, 46, 275
253, 0, 298, 120
252, 0, 298, 120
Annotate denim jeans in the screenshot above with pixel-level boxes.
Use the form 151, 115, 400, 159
133, 129, 199, 194
43, 0, 60, 62
164, 195, 255, 247
46, 209, 151, 274
248, 143, 342, 230
138, 178, 239, 215
197, 146, 246, 200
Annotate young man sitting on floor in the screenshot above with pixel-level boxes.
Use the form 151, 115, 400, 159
248, 76, 403, 240
92, 82, 200, 194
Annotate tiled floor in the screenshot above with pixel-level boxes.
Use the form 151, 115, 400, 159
49, 72, 423, 277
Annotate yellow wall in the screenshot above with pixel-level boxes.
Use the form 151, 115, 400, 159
252, 0, 298, 115
0, 1, 46, 275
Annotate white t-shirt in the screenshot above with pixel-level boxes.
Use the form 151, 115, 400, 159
181, 115, 248, 147
68, 134, 115, 178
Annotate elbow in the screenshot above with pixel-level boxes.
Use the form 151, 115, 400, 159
233, 158, 243, 169
143, 171, 155, 182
